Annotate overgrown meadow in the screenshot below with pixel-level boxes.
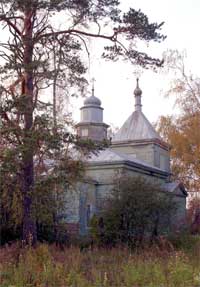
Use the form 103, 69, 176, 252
0, 236, 200, 287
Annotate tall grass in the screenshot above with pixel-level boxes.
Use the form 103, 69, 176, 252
0, 237, 200, 287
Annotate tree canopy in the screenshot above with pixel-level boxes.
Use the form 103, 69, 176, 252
157, 50, 200, 192
0, 0, 166, 244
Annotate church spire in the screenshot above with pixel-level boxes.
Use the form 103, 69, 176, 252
134, 78, 142, 112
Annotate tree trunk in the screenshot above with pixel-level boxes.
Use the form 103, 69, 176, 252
22, 9, 37, 245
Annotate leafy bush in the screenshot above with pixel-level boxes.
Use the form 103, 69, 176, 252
187, 196, 200, 234
91, 176, 176, 246
168, 232, 200, 253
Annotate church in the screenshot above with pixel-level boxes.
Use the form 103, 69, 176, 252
65, 79, 187, 235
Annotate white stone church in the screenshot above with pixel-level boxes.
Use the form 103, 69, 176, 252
65, 79, 187, 235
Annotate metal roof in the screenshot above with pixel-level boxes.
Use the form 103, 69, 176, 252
113, 110, 161, 142
163, 182, 187, 196
84, 95, 101, 106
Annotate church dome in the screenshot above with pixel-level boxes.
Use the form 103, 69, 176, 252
134, 78, 142, 97
113, 78, 161, 142
80, 83, 103, 124
84, 95, 101, 106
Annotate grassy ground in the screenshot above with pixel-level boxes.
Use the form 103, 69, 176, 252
0, 237, 200, 287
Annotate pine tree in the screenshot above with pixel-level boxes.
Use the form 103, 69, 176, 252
0, 0, 166, 245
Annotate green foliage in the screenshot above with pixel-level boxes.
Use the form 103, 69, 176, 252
0, 0, 166, 243
124, 254, 199, 287
91, 176, 176, 246
0, 153, 84, 244
168, 232, 200, 253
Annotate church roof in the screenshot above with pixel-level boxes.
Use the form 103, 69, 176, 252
84, 95, 101, 106
87, 148, 168, 175
112, 79, 162, 143
113, 110, 161, 142
163, 182, 187, 196
83, 81, 101, 106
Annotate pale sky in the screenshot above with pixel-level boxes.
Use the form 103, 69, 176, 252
71, 0, 200, 129
0, 1, 199, 130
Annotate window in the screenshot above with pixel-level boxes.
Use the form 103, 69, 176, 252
82, 128, 88, 137
160, 154, 166, 170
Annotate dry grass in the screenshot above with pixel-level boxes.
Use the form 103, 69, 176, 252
0, 238, 200, 287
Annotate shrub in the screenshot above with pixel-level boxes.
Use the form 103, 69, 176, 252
168, 232, 200, 254
91, 176, 176, 246
187, 196, 200, 234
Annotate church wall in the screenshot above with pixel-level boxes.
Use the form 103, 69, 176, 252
124, 168, 165, 185
86, 166, 117, 184
95, 183, 114, 211
153, 145, 170, 172
111, 143, 170, 173
85, 164, 168, 216
86, 164, 167, 186
79, 182, 97, 235
64, 166, 185, 235
172, 194, 187, 229
89, 125, 107, 141
64, 186, 80, 224
63, 182, 97, 235
77, 124, 107, 141
111, 144, 155, 166
86, 168, 186, 234
81, 107, 103, 123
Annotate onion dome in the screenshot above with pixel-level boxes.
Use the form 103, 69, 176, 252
84, 95, 101, 106
134, 78, 142, 112
76, 80, 109, 141
134, 78, 142, 97
84, 84, 101, 106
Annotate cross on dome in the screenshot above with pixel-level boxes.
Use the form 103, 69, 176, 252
83, 78, 101, 106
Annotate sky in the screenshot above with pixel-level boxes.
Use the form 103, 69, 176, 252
71, 0, 200, 129
0, 1, 199, 130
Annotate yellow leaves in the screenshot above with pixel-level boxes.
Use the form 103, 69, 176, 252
157, 112, 200, 191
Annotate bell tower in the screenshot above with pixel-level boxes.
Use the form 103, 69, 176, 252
76, 83, 109, 141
